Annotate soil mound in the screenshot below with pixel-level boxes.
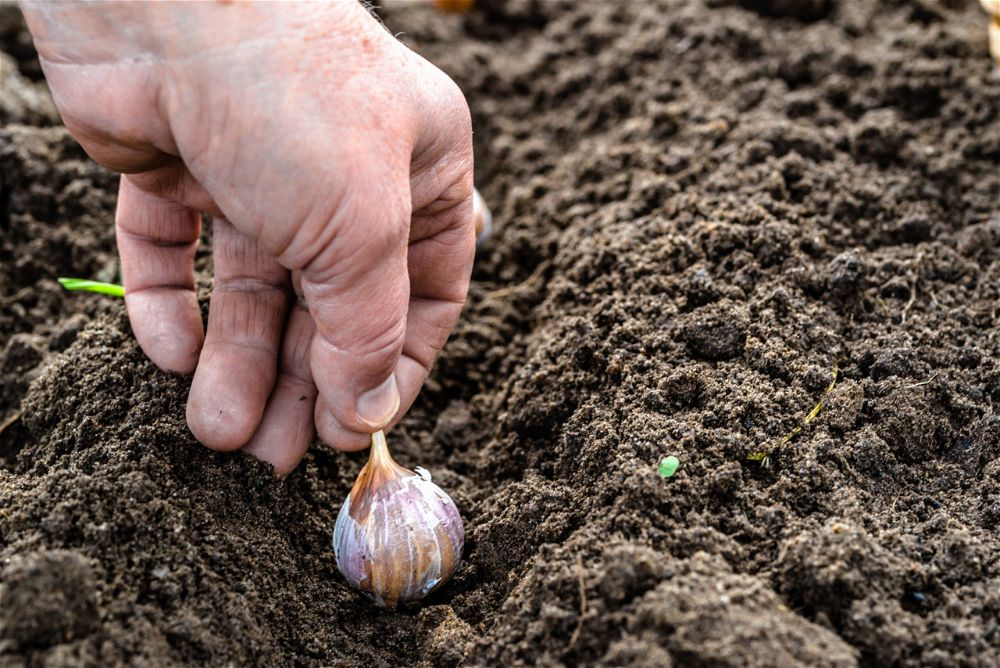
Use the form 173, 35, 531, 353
2, 1, 998, 665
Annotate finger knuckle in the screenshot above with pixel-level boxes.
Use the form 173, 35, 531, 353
349, 313, 407, 366
330, 194, 410, 269
434, 70, 473, 133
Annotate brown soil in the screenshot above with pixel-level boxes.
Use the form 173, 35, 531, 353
2, 0, 999, 666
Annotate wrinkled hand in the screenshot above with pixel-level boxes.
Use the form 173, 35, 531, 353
22, 1, 475, 475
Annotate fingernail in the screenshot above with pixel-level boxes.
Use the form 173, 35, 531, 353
356, 374, 400, 429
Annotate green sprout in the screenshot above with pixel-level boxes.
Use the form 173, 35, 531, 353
58, 277, 125, 298
658, 455, 680, 478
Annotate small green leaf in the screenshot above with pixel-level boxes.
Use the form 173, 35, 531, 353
658, 455, 680, 478
58, 277, 125, 298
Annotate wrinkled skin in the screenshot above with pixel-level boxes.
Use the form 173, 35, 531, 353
20, 1, 476, 475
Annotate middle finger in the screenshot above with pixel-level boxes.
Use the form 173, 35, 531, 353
186, 217, 290, 451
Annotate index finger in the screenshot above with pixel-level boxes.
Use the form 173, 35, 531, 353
117, 175, 203, 374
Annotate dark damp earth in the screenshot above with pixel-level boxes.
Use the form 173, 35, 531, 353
2, 1, 999, 666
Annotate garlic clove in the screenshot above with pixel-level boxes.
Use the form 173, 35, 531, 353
333, 431, 464, 608
472, 188, 493, 247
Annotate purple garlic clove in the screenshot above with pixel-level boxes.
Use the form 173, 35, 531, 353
333, 430, 464, 608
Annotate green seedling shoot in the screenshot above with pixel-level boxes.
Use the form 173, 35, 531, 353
58, 277, 125, 298
658, 455, 680, 478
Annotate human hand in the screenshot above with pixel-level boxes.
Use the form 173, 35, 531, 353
21, 1, 476, 475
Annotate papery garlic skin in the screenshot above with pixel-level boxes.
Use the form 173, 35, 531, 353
333, 431, 464, 608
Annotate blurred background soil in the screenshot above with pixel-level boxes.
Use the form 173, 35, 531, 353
1, 0, 999, 665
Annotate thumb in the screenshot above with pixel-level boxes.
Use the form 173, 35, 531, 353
300, 198, 410, 449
